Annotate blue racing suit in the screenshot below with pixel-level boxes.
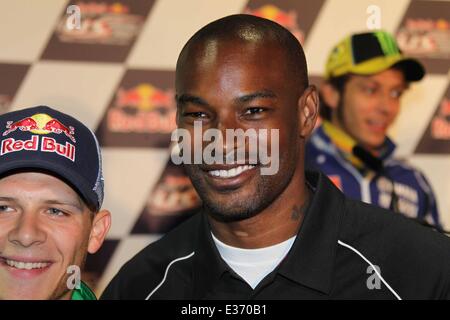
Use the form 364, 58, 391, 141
306, 121, 441, 229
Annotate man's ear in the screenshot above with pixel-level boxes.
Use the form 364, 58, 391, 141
299, 85, 319, 138
87, 209, 111, 254
320, 82, 340, 109
175, 100, 180, 126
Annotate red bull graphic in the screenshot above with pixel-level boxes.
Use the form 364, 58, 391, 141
115, 84, 174, 111
245, 4, 305, 44
1, 135, 75, 162
3, 117, 39, 136
107, 83, 176, 134
1, 135, 39, 154
2, 113, 76, 143
43, 119, 76, 143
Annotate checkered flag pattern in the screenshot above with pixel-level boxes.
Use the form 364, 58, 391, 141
0, 0, 448, 295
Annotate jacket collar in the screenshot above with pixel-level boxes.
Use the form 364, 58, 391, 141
277, 171, 345, 294
192, 211, 231, 298
71, 281, 97, 300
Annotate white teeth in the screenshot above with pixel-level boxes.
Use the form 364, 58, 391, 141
5, 259, 50, 270
209, 165, 256, 178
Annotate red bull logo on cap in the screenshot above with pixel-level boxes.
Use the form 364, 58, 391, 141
1, 113, 76, 161
2, 113, 76, 143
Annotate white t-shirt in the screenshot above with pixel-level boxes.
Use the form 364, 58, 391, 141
211, 232, 296, 289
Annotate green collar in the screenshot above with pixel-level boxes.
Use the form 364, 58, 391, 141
71, 281, 97, 300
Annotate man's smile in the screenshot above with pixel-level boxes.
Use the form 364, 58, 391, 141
199, 164, 259, 191
0, 255, 53, 278
206, 164, 257, 178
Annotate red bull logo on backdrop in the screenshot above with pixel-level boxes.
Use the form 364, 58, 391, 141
107, 83, 176, 134
1, 113, 76, 161
245, 4, 305, 44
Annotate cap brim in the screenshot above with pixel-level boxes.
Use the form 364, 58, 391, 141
348, 55, 426, 82
392, 58, 425, 82
0, 159, 98, 211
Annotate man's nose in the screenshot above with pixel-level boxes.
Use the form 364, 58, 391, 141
214, 112, 234, 151
377, 91, 396, 115
8, 211, 46, 247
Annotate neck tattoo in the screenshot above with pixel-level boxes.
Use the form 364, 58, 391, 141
290, 192, 311, 221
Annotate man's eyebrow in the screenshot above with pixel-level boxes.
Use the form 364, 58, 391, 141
236, 90, 277, 103
0, 197, 15, 202
44, 199, 84, 212
0, 197, 84, 212
176, 94, 210, 107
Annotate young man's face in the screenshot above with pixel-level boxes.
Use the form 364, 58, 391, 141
331, 68, 407, 152
0, 172, 109, 299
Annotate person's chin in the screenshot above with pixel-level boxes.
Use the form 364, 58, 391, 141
0, 266, 64, 299
3, 285, 56, 300
206, 203, 258, 223
203, 186, 262, 222
358, 135, 384, 150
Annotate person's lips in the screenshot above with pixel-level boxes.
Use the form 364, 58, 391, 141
200, 164, 259, 190
0, 256, 53, 278
366, 119, 388, 133
207, 164, 256, 178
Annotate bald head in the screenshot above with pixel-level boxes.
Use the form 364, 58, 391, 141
176, 14, 309, 94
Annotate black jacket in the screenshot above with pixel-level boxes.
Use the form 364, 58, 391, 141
101, 171, 450, 300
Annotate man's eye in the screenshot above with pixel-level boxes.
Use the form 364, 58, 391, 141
0, 205, 13, 213
184, 112, 207, 119
390, 90, 403, 99
48, 208, 66, 217
363, 87, 377, 95
244, 107, 265, 115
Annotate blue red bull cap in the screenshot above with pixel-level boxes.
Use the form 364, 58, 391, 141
0, 105, 104, 211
